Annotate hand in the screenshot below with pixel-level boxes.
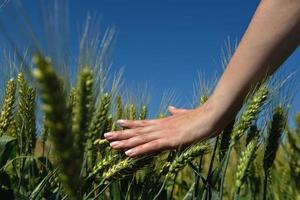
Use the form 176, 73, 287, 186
104, 102, 218, 157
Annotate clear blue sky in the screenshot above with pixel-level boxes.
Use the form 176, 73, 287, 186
1, 0, 299, 118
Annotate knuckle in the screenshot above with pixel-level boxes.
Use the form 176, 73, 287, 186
138, 133, 149, 141
121, 129, 132, 137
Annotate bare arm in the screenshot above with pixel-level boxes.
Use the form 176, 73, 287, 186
210, 0, 300, 129
105, 0, 300, 157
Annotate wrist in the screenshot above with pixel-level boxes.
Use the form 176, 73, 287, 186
195, 95, 233, 135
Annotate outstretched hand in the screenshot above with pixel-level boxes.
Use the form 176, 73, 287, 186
104, 103, 218, 157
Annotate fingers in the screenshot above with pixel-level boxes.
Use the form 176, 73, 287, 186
124, 139, 168, 157
109, 133, 159, 150
104, 126, 154, 141
168, 106, 188, 115
116, 119, 158, 128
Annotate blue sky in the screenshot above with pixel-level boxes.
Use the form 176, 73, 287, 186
71, 0, 300, 115
1, 0, 300, 118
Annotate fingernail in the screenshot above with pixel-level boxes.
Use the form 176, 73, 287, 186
125, 149, 134, 156
110, 141, 120, 147
104, 132, 112, 138
117, 119, 126, 125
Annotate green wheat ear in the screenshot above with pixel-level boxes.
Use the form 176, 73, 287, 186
219, 120, 235, 161
116, 95, 123, 120
234, 139, 258, 197
263, 106, 286, 174
231, 85, 269, 143
166, 142, 208, 177
86, 92, 111, 169
32, 54, 82, 200
200, 95, 208, 105
26, 87, 37, 154
262, 106, 286, 200
72, 68, 94, 159
220, 85, 268, 199
139, 105, 148, 120
0, 79, 16, 137
16, 73, 37, 155
127, 104, 137, 120
102, 156, 152, 182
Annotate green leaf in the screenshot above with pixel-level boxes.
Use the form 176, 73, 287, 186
207, 158, 226, 188
110, 182, 122, 200
0, 135, 16, 168
29, 168, 58, 200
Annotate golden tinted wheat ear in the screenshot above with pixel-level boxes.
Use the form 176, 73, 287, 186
16, 73, 37, 155
263, 106, 286, 200
91, 152, 119, 176
32, 55, 82, 200
0, 79, 16, 137
72, 68, 94, 167
16, 73, 26, 154
26, 87, 36, 154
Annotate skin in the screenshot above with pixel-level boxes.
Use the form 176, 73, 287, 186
105, 0, 300, 157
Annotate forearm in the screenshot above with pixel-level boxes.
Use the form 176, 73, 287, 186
204, 0, 300, 129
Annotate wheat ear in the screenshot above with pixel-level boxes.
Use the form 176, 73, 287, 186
263, 106, 286, 200
234, 139, 258, 198
72, 68, 94, 163
0, 79, 16, 136
32, 55, 82, 200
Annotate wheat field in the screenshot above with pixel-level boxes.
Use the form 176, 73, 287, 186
0, 53, 299, 199
0, 2, 299, 200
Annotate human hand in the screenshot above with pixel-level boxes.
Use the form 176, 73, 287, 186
104, 102, 219, 157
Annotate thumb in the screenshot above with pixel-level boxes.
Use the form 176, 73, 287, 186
168, 106, 188, 115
